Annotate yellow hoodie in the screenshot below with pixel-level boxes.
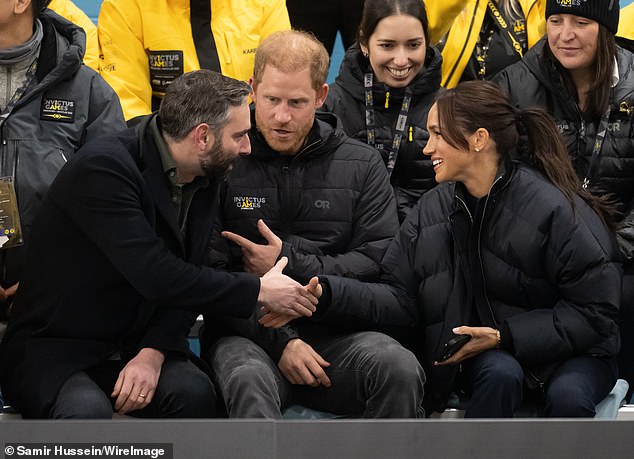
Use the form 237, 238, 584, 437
618, 3, 634, 40
426, 0, 546, 88
48, 0, 99, 71
98, 0, 290, 120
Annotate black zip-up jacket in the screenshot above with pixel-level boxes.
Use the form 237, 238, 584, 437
322, 44, 442, 221
205, 110, 399, 360
495, 38, 634, 263
0, 10, 125, 318
316, 162, 622, 412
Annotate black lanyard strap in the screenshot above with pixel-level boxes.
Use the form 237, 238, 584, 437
364, 72, 412, 176
582, 105, 612, 190
190, 0, 222, 72
486, 0, 527, 59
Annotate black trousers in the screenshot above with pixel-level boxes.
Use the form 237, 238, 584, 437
49, 359, 216, 419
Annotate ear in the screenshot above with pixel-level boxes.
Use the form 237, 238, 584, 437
471, 128, 490, 152
16, 0, 31, 14
249, 77, 258, 103
359, 42, 369, 58
193, 123, 213, 151
314, 83, 329, 109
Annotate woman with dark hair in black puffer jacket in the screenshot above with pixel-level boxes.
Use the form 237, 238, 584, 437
309, 81, 621, 418
322, 0, 441, 222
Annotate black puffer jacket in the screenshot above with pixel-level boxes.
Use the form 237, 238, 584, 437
495, 38, 634, 262
205, 111, 399, 359
322, 44, 442, 221
318, 162, 622, 412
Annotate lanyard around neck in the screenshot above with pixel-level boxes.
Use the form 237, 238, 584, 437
364, 72, 413, 176
582, 105, 612, 190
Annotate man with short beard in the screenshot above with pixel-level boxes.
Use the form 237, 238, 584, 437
0, 70, 318, 419
204, 31, 425, 419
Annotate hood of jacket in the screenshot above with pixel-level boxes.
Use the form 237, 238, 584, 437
20, 9, 85, 106
332, 44, 442, 104
248, 107, 348, 161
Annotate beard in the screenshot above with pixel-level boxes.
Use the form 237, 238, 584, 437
199, 137, 236, 179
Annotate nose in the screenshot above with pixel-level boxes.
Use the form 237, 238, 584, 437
240, 134, 251, 156
393, 47, 409, 66
560, 21, 576, 41
274, 103, 291, 124
423, 137, 433, 156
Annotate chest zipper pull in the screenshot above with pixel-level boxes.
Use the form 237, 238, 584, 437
409, 125, 413, 142
385, 91, 390, 109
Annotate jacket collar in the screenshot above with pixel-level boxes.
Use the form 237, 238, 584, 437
248, 107, 345, 160
454, 157, 515, 206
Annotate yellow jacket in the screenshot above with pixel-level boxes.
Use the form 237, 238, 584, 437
48, 0, 99, 71
426, 0, 546, 88
618, 4, 634, 40
98, 0, 290, 120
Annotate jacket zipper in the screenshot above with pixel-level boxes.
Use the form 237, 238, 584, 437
280, 138, 322, 235
476, 175, 504, 328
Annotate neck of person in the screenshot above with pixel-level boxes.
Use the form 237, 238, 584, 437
0, 17, 35, 49
462, 154, 500, 199
569, 67, 595, 113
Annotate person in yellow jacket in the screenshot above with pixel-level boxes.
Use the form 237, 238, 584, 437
98, 0, 290, 120
48, 0, 99, 71
425, 0, 546, 88
618, 3, 634, 40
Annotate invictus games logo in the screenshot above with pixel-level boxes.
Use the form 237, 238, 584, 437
149, 52, 182, 70
148, 51, 184, 94
234, 196, 266, 210
554, 0, 585, 7
40, 98, 76, 123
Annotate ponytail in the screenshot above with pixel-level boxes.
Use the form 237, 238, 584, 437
516, 108, 616, 231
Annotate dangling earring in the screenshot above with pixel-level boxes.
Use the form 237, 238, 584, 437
363, 52, 369, 58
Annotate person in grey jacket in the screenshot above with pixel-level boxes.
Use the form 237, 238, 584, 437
0, 0, 125, 323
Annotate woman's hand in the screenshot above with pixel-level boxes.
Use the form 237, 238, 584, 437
434, 326, 499, 366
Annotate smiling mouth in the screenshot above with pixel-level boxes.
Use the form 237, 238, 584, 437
432, 159, 443, 167
387, 67, 412, 79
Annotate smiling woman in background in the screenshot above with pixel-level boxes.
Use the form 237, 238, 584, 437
322, 0, 442, 221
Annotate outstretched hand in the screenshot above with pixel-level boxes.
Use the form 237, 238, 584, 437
222, 219, 282, 276
257, 258, 317, 326
260, 276, 321, 328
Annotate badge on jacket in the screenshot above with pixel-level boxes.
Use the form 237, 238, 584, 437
40, 97, 76, 123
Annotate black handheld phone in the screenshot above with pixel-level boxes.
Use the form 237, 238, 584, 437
435, 334, 471, 362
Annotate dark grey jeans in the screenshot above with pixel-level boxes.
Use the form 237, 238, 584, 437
209, 331, 425, 418
49, 359, 216, 419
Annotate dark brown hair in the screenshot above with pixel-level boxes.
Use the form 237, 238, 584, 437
357, 0, 429, 48
434, 80, 615, 230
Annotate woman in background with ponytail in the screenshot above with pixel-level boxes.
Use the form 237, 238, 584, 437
309, 81, 621, 417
